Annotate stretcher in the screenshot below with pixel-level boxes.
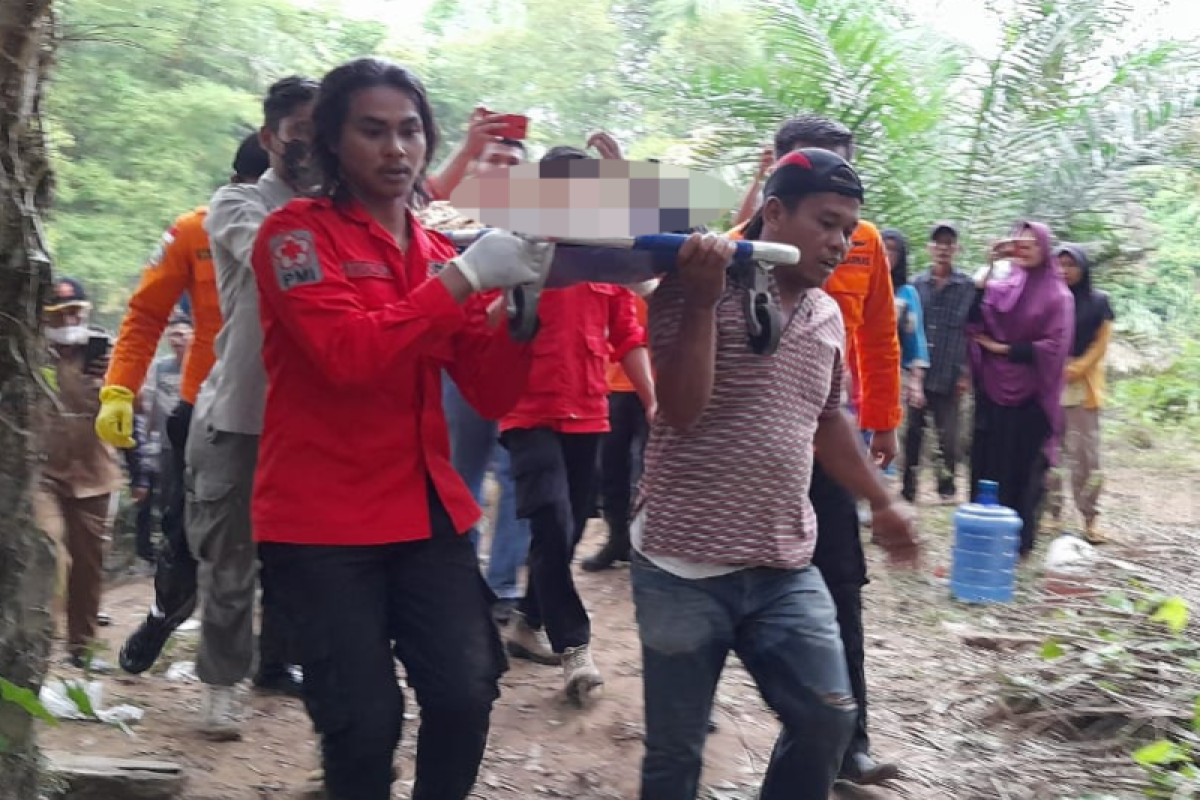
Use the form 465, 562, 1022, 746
443, 230, 800, 355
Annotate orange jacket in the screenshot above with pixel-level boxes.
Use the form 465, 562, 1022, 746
728, 220, 901, 431
607, 294, 649, 393
107, 208, 221, 404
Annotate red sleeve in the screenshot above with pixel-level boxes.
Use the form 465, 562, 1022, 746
252, 208, 467, 390
606, 285, 648, 363
446, 291, 534, 421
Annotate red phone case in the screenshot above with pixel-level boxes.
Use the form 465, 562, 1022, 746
499, 114, 528, 140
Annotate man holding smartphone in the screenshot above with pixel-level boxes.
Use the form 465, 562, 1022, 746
35, 277, 124, 670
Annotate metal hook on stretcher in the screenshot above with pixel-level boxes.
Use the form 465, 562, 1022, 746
442, 230, 800, 355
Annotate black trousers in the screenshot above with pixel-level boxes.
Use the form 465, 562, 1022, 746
902, 390, 961, 499
808, 462, 870, 762
155, 411, 289, 673
600, 392, 648, 535
259, 493, 505, 800
134, 471, 159, 562
970, 393, 1050, 554
155, 423, 198, 629
502, 427, 599, 652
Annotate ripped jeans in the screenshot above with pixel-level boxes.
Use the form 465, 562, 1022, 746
632, 554, 856, 800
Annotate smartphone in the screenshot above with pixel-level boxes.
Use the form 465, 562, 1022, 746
83, 332, 112, 369
497, 113, 529, 140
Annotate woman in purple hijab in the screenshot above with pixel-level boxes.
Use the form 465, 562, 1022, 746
966, 221, 1074, 557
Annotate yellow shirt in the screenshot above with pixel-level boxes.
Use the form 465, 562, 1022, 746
1064, 319, 1112, 409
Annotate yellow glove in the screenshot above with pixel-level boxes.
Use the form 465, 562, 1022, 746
95, 385, 136, 449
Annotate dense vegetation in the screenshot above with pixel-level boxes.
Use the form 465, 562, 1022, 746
48, 0, 1200, 382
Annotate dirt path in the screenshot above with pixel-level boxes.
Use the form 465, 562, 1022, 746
37, 419, 1198, 800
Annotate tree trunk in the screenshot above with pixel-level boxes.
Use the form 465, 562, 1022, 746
0, 1, 58, 799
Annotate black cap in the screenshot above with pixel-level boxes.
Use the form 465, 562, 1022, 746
44, 277, 90, 312
930, 221, 958, 241
763, 148, 864, 203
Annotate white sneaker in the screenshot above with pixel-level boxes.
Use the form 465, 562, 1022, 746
562, 644, 603, 707
199, 684, 243, 741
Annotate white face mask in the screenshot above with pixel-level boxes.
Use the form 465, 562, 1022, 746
46, 325, 90, 346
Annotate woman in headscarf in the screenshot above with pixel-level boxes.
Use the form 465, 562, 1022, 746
882, 229, 930, 411
1049, 244, 1114, 544
967, 221, 1074, 557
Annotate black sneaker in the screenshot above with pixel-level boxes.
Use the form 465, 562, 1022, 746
66, 653, 114, 673
119, 613, 176, 675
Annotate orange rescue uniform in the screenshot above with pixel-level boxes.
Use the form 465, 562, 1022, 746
106, 208, 221, 403
728, 219, 901, 431
606, 294, 649, 393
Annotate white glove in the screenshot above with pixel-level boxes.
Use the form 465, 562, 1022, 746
451, 231, 555, 292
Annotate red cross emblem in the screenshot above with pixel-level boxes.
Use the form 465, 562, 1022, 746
276, 234, 311, 269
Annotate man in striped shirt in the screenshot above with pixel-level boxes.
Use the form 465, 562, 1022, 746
632, 149, 920, 800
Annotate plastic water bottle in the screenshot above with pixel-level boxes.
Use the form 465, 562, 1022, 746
949, 480, 1022, 603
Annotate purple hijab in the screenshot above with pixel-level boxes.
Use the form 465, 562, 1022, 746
967, 221, 1075, 466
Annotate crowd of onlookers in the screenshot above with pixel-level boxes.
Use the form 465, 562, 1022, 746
33, 54, 1114, 800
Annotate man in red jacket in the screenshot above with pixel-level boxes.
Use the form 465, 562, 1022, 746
501, 144, 655, 706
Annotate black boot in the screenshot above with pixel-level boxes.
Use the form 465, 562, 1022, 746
582, 521, 630, 572
840, 751, 901, 785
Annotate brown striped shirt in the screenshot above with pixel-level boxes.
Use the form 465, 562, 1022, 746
635, 270, 844, 569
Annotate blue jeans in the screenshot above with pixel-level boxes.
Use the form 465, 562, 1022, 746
632, 555, 856, 800
443, 378, 530, 600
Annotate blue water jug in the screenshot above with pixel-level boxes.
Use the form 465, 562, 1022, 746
949, 480, 1022, 603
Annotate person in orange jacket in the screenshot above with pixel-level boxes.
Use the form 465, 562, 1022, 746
500, 144, 654, 707
94, 133, 268, 649
729, 114, 903, 785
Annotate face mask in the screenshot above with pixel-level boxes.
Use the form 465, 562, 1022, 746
46, 325, 90, 346
280, 139, 321, 193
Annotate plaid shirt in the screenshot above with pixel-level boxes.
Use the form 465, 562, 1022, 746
913, 269, 975, 395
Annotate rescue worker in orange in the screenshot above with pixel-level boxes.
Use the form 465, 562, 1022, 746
730, 114, 903, 785
95, 133, 268, 667
252, 58, 553, 800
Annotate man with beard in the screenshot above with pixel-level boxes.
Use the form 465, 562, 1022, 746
118, 76, 320, 740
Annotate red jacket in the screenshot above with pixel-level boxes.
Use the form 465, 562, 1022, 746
250, 197, 532, 546
502, 283, 646, 434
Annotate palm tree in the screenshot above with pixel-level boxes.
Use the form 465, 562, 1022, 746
642, 0, 1200, 255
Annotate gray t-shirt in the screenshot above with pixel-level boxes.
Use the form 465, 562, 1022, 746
195, 168, 294, 435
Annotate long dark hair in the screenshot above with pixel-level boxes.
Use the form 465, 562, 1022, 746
881, 228, 908, 287
312, 58, 440, 198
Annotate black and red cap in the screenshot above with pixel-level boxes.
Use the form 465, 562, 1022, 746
763, 148, 864, 203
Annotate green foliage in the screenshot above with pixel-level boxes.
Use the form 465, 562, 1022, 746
46, 0, 1200, 346
1040, 637, 1067, 660
1150, 597, 1191, 636
0, 677, 57, 726
1112, 342, 1200, 425
48, 0, 388, 327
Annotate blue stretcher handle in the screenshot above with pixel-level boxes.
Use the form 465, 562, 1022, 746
443, 230, 800, 267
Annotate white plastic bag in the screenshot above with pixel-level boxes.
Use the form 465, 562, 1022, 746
39, 679, 143, 725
